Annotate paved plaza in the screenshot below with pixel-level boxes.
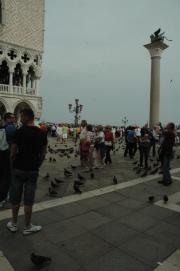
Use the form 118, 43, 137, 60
0, 138, 180, 271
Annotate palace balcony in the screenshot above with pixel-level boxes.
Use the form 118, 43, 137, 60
0, 84, 37, 96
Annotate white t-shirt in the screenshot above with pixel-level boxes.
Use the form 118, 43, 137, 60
56, 126, 63, 135
97, 131, 105, 143
135, 128, 141, 137
80, 127, 87, 140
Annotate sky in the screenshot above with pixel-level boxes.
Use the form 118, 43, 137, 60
41, 0, 180, 125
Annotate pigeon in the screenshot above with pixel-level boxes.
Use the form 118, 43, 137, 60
150, 168, 159, 174
133, 161, 138, 165
90, 172, 94, 179
49, 157, 52, 162
74, 180, 84, 186
148, 196, 155, 203
141, 170, 148, 177
45, 173, 50, 178
136, 168, 142, 174
113, 176, 118, 184
49, 187, 58, 197
133, 166, 139, 171
64, 168, 72, 177
54, 178, 64, 184
51, 181, 59, 188
53, 158, 56, 162
163, 195, 168, 204
31, 253, 51, 267
73, 184, 82, 194
71, 165, 77, 170
77, 173, 86, 181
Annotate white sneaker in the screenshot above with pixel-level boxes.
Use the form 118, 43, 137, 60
23, 224, 42, 236
6, 221, 18, 233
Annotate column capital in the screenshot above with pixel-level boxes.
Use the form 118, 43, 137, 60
9, 64, 16, 73
144, 41, 168, 58
22, 65, 29, 75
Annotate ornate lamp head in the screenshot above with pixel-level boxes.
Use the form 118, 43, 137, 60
68, 104, 72, 111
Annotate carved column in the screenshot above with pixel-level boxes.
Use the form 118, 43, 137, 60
9, 65, 15, 94
22, 66, 28, 95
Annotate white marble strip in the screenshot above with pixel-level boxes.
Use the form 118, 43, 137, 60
0, 167, 180, 221
0, 251, 14, 271
172, 176, 180, 181
154, 250, 180, 270
155, 192, 180, 213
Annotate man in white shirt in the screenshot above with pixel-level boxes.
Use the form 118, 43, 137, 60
56, 124, 63, 143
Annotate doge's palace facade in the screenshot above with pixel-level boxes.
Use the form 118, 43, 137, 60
0, 0, 45, 119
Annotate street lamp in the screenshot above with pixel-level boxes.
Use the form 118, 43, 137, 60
68, 99, 83, 127
122, 116, 128, 127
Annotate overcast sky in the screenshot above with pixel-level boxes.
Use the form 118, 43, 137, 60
41, 0, 180, 125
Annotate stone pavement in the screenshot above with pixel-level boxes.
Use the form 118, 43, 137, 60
0, 138, 180, 270
1, 170, 180, 270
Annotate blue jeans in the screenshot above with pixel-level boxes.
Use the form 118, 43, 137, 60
10, 169, 38, 206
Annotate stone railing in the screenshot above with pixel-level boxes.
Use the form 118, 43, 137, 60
0, 84, 9, 93
0, 84, 37, 96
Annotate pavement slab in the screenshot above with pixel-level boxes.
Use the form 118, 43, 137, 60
120, 234, 176, 268
83, 248, 152, 271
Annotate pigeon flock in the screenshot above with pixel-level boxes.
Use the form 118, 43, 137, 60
42, 139, 180, 209
44, 139, 125, 197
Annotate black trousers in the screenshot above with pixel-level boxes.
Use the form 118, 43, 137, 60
0, 150, 11, 201
105, 146, 112, 164
124, 142, 137, 158
139, 147, 149, 168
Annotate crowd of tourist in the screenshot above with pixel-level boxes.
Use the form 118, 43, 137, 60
0, 111, 178, 236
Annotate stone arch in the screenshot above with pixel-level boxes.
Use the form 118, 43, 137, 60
14, 100, 36, 123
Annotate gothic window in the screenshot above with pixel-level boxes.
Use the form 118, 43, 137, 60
21, 53, 31, 63
26, 66, 35, 88
13, 64, 23, 86
7, 49, 17, 61
0, 61, 9, 85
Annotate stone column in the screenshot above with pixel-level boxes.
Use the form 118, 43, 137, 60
9, 65, 15, 94
22, 66, 28, 95
144, 41, 168, 128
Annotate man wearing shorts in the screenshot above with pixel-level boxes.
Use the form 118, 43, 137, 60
7, 108, 47, 235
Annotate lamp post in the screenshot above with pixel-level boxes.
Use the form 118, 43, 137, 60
122, 116, 128, 127
68, 99, 83, 127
